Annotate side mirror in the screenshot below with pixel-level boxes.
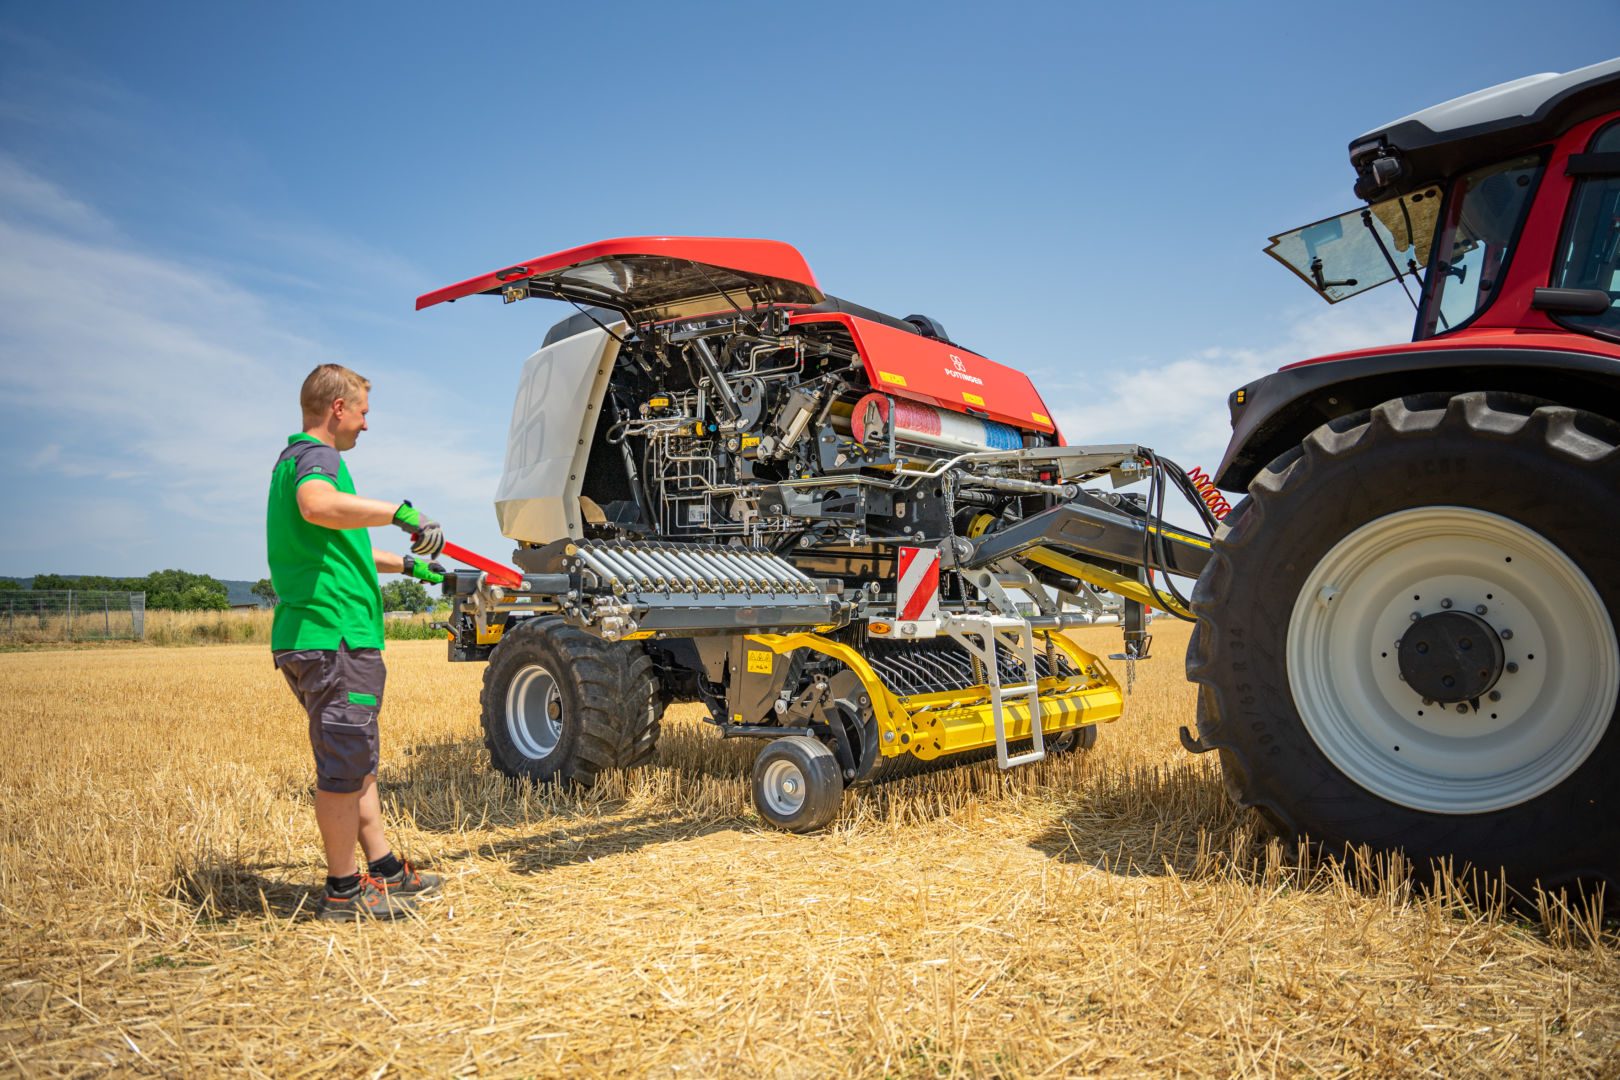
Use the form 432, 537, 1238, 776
1532, 287, 1613, 316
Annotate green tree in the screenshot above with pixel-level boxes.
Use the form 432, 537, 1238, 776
30, 573, 78, 591
251, 578, 278, 607
0, 579, 20, 591
380, 580, 431, 613
142, 569, 229, 611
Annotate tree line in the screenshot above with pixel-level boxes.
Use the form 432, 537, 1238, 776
4, 572, 437, 614
22, 570, 234, 611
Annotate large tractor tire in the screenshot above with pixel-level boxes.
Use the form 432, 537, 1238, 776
480, 616, 661, 786
1188, 392, 1620, 896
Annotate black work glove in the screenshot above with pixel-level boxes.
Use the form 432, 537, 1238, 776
402, 555, 446, 585
392, 500, 445, 558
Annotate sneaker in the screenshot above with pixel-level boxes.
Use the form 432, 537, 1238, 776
377, 859, 442, 898
317, 874, 418, 921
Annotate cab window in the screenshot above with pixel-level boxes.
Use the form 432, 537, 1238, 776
1549, 120, 1620, 339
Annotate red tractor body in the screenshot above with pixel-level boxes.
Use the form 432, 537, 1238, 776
1193, 58, 1620, 896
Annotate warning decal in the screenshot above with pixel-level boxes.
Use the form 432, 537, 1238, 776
896, 546, 941, 622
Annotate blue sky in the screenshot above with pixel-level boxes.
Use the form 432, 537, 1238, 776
1, 3, 1614, 578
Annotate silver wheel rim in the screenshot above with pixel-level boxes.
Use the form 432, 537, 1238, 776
761, 758, 808, 817
506, 664, 563, 759
1287, 506, 1616, 814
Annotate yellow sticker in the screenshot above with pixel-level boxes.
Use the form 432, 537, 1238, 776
878, 371, 908, 387
740, 435, 760, 449
746, 650, 773, 674
961, 391, 985, 406
622, 630, 655, 640
1031, 412, 1051, 425
648, 396, 670, 408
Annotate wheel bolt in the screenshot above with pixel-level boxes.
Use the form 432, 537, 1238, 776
1489, 690, 1502, 702
1410, 612, 1422, 622
1506, 662, 1519, 674
1456, 704, 1468, 714
1500, 629, 1513, 640
1475, 604, 1488, 615
1416, 642, 1429, 654
1441, 675, 1455, 688
1421, 697, 1433, 706
1441, 598, 1453, 609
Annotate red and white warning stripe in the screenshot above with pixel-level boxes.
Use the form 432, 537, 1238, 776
896, 546, 941, 622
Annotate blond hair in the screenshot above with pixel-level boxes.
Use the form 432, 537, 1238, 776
299, 363, 370, 423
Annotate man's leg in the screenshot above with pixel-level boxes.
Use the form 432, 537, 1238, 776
356, 774, 389, 864
313, 787, 362, 879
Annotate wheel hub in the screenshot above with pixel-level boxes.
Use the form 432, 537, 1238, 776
1397, 610, 1504, 703
1287, 505, 1617, 814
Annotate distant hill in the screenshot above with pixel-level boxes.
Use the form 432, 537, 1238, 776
0, 576, 269, 607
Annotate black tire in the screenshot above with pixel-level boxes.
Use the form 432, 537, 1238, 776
1188, 393, 1620, 896
751, 736, 845, 833
1048, 724, 1100, 754
480, 616, 661, 786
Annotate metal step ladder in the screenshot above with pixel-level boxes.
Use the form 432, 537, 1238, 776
943, 614, 1046, 768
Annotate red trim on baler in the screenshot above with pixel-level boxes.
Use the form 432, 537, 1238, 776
416, 237, 824, 311
789, 311, 1059, 437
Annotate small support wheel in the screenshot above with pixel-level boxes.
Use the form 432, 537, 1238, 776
1049, 724, 1099, 754
751, 736, 845, 833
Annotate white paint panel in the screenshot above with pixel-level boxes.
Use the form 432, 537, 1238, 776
494, 322, 623, 544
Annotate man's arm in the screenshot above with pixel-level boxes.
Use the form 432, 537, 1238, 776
293, 468, 444, 557
374, 549, 446, 584
298, 483, 398, 530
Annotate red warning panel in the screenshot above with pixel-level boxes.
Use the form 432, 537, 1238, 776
896, 546, 941, 622
789, 312, 1058, 437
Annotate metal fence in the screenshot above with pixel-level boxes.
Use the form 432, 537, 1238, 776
0, 591, 147, 643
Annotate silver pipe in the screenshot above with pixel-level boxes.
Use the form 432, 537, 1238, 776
690, 338, 741, 422
591, 545, 653, 591
640, 546, 698, 593
576, 548, 626, 591
610, 546, 665, 590
663, 544, 726, 593
706, 546, 760, 594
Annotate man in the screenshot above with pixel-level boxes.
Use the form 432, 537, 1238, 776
267, 363, 447, 921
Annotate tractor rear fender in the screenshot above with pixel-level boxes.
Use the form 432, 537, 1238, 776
1215, 345, 1620, 490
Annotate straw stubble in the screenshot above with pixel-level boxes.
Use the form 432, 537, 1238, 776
0, 622, 1615, 1076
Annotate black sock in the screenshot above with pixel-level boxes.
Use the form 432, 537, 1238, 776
326, 872, 361, 896
368, 851, 403, 878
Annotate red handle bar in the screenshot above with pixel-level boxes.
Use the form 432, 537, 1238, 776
430, 538, 524, 589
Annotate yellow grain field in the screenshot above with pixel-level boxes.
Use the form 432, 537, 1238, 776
1, 622, 1616, 1076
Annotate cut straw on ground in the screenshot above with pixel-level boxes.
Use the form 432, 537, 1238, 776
1, 621, 1616, 1076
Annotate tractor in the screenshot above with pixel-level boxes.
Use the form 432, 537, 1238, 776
1188, 57, 1620, 894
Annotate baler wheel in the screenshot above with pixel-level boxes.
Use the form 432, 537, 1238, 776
1048, 724, 1099, 754
1188, 392, 1620, 897
751, 736, 844, 833
479, 616, 660, 787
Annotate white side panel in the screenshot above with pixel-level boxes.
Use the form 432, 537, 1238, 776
494, 324, 623, 544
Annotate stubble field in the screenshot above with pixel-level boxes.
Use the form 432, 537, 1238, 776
1, 621, 1616, 1076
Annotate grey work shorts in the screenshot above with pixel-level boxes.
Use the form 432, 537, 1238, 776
273, 643, 386, 793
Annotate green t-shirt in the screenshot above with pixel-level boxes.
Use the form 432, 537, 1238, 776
266, 433, 384, 651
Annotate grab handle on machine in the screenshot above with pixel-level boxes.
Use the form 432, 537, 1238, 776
417, 536, 524, 589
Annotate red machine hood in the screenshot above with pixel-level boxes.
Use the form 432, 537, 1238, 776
415, 236, 825, 321
791, 311, 1058, 437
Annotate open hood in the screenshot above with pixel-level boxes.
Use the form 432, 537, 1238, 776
416, 236, 825, 321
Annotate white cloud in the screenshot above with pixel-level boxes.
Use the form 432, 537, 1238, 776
1051, 294, 1417, 476
0, 159, 508, 577
0, 154, 110, 233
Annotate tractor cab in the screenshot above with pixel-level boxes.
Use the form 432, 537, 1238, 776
1264, 56, 1620, 343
